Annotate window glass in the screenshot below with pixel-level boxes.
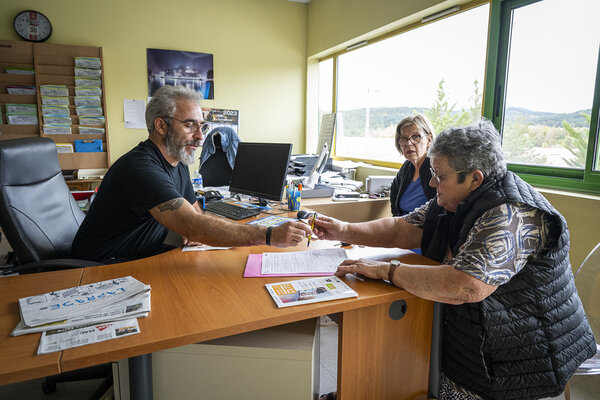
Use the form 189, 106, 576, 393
501, 0, 600, 170
318, 58, 334, 135
335, 4, 489, 163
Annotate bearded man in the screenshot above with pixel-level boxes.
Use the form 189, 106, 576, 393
72, 85, 311, 262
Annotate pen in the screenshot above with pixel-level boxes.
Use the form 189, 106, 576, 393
307, 213, 316, 247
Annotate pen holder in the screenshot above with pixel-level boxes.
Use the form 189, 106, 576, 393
287, 189, 301, 211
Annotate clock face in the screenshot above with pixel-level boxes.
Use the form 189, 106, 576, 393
14, 10, 52, 42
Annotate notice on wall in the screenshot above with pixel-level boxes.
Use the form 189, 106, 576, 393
124, 99, 147, 129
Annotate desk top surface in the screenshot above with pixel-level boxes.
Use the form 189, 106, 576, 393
0, 212, 432, 384
0, 268, 83, 384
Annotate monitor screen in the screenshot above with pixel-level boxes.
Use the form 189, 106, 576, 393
228, 142, 293, 202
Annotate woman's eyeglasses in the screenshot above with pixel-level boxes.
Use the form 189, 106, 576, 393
398, 134, 424, 146
163, 116, 210, 134
429, 168, 467, 184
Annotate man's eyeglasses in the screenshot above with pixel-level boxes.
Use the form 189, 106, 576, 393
163, 116, 210, 134
429, 168, 467, 184
398, 134, 425, 146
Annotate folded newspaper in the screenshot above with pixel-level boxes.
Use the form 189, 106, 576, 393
15, 276, 150, 354
12, 292, 151, 336
18, 276, 150, 328
37, 318, 140, 355
265, 276, 358, 308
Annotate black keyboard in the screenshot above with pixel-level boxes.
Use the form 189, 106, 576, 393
204, 201, 262, 220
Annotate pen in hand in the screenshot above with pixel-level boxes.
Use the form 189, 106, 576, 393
307, 213, 317, 247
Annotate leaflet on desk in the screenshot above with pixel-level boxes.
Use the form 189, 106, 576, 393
18, 276, 150, 328
11, 292, 150, 336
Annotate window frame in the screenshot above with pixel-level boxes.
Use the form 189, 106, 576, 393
483, 0, 600, 193
318, 0, 600, 194
318, 0, 490, 170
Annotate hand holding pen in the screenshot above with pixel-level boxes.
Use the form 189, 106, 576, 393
307, 212, 317, 246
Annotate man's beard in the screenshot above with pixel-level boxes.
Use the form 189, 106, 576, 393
164, 126, 201, 166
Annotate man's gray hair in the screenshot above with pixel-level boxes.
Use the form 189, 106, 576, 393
428, 119, 507, 182
145, 85, 202, 133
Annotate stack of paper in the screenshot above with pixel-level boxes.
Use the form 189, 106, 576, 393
13, 276, 151, 355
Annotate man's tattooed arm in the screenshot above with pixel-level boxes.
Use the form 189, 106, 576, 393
157, 198, 184, 212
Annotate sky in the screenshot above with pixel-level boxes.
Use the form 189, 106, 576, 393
329, 0, 600, 114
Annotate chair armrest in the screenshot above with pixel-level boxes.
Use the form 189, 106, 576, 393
12, 259, 103, 274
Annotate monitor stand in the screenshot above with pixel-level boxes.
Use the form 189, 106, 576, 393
250, 197, 269, 207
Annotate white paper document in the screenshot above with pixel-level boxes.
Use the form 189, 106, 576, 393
261, 248, 347, 274
37, 318, 140, 355
182, 244, 232, 252
123, 99, 146, 129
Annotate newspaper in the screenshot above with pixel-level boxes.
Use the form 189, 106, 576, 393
12, 292, 150, 336
18, 276, 150, 328
37, 318, 140, 355
265, 276, 358, 308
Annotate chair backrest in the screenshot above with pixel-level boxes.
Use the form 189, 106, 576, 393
0, 137, 85, 264
575, 242, 600, 339
200, 133, 233, 187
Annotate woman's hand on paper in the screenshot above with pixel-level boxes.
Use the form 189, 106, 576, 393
271, 221, 313, 248
335, 258, 389, 281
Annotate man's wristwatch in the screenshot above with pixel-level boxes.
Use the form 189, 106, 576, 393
388, 260, 401, 285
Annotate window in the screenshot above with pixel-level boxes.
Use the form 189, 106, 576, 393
485, 0, 600, 192
329, 4, 490, 164
318, 58, 334, 132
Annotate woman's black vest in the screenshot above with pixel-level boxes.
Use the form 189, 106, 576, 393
421, 172, 596, 400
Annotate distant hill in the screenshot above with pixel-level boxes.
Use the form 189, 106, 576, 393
337, 106, 591, 135
504, 107, 591, 128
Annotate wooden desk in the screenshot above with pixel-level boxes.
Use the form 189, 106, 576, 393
0, 268, 83, 384
0, 221, 434, 399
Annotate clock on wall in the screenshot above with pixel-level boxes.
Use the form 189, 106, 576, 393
13, 10, 52, 42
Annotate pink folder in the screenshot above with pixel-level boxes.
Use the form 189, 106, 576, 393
243, 254, 334, 277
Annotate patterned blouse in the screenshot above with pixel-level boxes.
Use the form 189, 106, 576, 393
404, 199, 555, 399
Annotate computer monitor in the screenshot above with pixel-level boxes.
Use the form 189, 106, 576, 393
316, 113, 336, 154
305, 143, 329, 189
228, 142, 293, 206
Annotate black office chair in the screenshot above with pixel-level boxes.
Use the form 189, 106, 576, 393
199, 130, 236, 187
0, 137, 111, 397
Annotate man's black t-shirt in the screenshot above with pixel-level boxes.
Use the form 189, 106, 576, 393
72, 140, 196, 262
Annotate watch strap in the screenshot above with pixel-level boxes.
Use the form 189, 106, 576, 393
388, 261, 399, 285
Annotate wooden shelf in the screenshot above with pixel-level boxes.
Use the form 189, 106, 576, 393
0, 93, 36, 103
0, 40, 110, 172
58, 152, 108, 170
0, 124, 39, 136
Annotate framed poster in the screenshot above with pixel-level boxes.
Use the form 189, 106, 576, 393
147, 48, 214, 99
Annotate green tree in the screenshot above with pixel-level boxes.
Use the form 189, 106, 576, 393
425, 79, 475, 133
561, 113, 590, 168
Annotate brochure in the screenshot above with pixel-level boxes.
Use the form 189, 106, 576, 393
246, 215, 295, 227
265, 276, 357, 308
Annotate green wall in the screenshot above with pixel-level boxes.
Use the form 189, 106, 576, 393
0, 0, 308, 172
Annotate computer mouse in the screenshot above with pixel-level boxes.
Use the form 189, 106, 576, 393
297, 210, 314, 219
